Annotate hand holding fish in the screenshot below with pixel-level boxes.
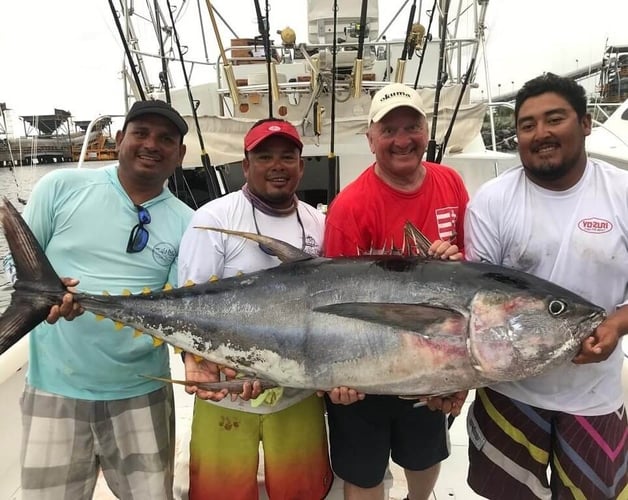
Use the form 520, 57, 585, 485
423, 390, 468, 416
183, 353, 264, 401
46, 278, 83, 324
572, 306, 628, 364
317, 386, 366, 405
428, 240, 462, 261
183, 353, 227, 401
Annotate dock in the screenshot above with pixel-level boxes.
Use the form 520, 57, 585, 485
0, 106, 117, 166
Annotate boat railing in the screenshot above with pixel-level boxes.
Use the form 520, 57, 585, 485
76, 115, 124, 168
213, 36, 481, 102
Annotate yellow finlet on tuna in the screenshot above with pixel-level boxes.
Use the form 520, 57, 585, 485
184, 280, 194, 287
152, 336, 165, 347
163, 283, 173, 291
209, 275, 219, 282
114, 321, 124, 330
133, 329, 143, 337
121, 289, 131, 296
142, 287, 151, 295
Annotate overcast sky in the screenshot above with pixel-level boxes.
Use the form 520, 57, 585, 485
0, 0, 625, 132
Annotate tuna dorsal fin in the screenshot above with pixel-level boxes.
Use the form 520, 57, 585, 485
313, 302, 466, 335
194, 226, 313, 263
403, 221, 432, 257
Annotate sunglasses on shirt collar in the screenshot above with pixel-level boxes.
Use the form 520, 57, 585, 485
126, 204, 151, 253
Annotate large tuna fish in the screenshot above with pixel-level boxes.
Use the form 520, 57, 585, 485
0, 198, 605, 395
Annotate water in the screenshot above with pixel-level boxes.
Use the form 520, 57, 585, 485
0, 162, 112, 310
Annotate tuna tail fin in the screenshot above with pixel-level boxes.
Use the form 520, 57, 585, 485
0, 197, 66, 355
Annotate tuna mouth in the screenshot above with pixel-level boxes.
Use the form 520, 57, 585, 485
576, 310, 606, 337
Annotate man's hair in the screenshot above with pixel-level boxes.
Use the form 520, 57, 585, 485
514, 73, 587, 122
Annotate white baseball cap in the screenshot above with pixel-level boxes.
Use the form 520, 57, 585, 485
368, 83, 426, 123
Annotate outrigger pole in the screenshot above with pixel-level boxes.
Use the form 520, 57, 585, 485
107, 0, 146, 100
327, 0, 340, 202
351, 0, 369, 98
394, 0, 417, 83
426, 0, 451, 162
165, 0, 221, 202
205, 0, 240, 107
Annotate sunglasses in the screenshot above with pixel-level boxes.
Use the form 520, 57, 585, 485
126, 204, 151, 253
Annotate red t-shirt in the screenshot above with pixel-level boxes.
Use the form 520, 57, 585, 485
324, 162, 469, 257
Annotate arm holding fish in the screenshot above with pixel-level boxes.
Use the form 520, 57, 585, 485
181, 351, 263, 401
572, 304, 628, 364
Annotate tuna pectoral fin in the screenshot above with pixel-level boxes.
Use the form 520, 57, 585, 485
140, 374, 278, 393
313, 302, 466, 334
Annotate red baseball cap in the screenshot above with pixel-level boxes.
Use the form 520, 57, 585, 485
244, 120, 303, 152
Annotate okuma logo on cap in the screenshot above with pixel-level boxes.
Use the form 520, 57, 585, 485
268, 125, 281, 131
380, 91, 412, 101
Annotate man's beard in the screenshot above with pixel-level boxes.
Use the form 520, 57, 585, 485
523, 160, 574, 182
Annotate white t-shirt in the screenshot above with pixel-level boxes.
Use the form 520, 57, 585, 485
178, 190, 325, 414
465, 159, 627, 415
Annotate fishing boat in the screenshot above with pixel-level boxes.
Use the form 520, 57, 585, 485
105, 0, 521, 208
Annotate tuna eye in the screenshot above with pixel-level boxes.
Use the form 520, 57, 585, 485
548, 300, 567, 316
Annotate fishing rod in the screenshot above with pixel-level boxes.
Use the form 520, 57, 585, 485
327, 0, 339, 203
394, 0, 416, 83
154, 0, 171, 104
107, 0, 146, 101
253, 0, 277, 116
165, 0, 221, 203
351, 0, 369, 98
413, 0, 438, 89
426, 0, 450, 163
435, 57, 475, 164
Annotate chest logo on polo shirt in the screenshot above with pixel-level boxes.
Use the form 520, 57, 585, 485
153, 242, 177, 266
578, 217, 613, 234
435, 206, 459, 242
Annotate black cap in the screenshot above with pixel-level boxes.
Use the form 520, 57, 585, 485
124, 99, 189, 137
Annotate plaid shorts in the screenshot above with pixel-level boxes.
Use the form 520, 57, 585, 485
20, 384, 175, 500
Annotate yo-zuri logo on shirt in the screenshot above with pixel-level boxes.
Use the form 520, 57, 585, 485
578, 217, 613, 234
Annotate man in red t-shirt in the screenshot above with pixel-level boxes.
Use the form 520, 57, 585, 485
323, 83, 469, 500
